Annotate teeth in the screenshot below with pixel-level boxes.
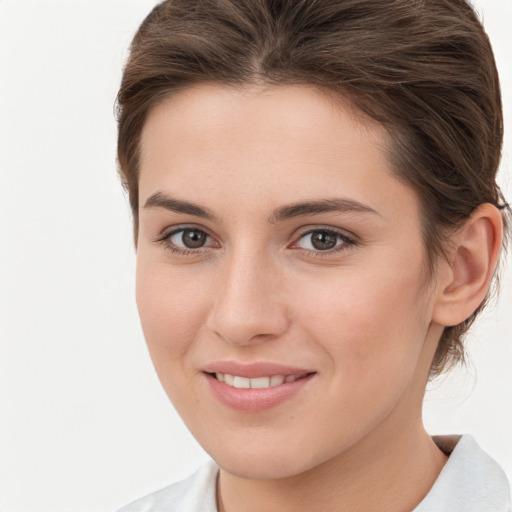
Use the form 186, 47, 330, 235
251, 377, 270, 389
233, 376, 251, 389
270, 375, 285, 386
214, 373, 302, 389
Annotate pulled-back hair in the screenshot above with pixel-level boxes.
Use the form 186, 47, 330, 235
116, 0, 510, 377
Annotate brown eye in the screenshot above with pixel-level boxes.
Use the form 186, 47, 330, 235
310, 231, 338, 250
181, 229, 207, 248
168, 228, 210, 249
296, 229, 354, 252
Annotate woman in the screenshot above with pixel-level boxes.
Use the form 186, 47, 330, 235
116, 0, 511, 510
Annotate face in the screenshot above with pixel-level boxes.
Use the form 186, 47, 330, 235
136, 84, 445, 479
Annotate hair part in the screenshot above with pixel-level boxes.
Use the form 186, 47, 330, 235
116, 0, 510, 377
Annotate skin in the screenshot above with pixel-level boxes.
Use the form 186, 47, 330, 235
135, 83, 501, 512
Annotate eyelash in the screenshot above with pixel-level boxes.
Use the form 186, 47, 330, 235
293, 228, 357, 257
155, 226, 357, 258
155, 227, 218, 256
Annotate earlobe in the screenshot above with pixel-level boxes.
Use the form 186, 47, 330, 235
432, 203, 503, 327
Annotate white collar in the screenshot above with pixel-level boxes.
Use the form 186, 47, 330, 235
413, 434, 511, 511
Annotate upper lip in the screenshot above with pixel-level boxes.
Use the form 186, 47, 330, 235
203, 361, 314, 379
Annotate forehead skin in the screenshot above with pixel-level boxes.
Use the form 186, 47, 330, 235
138, 83, 416, 233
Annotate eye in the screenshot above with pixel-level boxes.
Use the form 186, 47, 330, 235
170, 228, 209, 249
156, 227, 217, 253
295, 228, 355, 252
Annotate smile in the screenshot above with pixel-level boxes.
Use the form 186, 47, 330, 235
204, 366, 316, 412
214, 372, 307, 389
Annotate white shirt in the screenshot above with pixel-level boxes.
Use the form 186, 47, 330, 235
118, 435, 511, 512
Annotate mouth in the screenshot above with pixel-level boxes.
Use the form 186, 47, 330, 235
203, 364, 316, 412
209, 372, 312, 389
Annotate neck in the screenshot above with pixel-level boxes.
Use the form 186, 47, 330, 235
217, 419, 447, 512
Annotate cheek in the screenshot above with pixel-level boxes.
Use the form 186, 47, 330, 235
135, 259, 209, 367
288, 266, 432, 445
295, 259, 432, 378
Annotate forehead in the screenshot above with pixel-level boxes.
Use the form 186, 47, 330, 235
140, 84, 386, 173
141, 83, 380, 144
143, 82, 370, 135
138, 83, 419, 225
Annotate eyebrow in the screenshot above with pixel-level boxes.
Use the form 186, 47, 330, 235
143, 192, 380, 222
268, 198, 380, 223
143, 192, 219, 221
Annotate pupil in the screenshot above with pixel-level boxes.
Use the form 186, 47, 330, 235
182, 230, 206, 248
311, 231, 337, 250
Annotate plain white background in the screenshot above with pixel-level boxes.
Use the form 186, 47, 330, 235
0, 1, 510, 511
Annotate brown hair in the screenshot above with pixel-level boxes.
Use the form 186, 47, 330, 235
116, 0, 510, 377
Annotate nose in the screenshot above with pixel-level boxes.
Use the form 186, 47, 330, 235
206, 248, 290, 346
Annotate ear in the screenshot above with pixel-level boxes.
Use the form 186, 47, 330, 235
432, 203, 504, 327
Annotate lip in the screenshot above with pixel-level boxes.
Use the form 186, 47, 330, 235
203, 361, 312, 379
203, 361, 316, 412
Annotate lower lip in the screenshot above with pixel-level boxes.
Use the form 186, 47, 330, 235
205, 373, 315, 412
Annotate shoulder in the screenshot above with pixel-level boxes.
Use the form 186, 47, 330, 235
414, 435, 511, 512
117, 460, 219, 512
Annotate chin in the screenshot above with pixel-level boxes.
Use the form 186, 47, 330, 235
201, 433, 331, 481
216, 453, 313, 480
